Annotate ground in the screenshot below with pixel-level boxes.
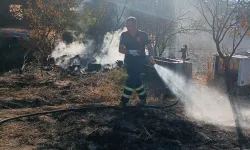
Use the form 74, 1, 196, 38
0, 69, 249, 150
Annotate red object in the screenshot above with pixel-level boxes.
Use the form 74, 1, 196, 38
3, 33, 12, 38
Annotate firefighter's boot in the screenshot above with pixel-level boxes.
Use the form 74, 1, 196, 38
138, 99, 146, 106
119, 101, 127, 108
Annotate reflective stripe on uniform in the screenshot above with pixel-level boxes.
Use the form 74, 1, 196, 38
138, 91, 146, 96
122, 93, 131, 98
136, 85, 144, 91
124, 86, 133, 91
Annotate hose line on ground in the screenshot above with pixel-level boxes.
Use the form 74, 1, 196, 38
0, 100, 179, 125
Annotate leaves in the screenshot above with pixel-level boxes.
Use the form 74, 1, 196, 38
20, 0, 86, 66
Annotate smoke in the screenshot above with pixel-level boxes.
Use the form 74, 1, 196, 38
95, 28, 126, 65
173, 0, 250, 75
171, 0, 218, 74
79, 0, 92, 10
175, 0, 250, 52
51, 40, 95, 69
51, 28, 126, 68
174, 0, 216, 50
154, 64, 250, 128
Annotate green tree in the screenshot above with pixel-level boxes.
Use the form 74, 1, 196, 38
10, 0, 95, 74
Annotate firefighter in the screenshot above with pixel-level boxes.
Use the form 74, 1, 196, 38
118, 16, 154, 108
179, 44, 188, 60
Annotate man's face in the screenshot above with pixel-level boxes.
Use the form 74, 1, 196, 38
126, 20, 137, 33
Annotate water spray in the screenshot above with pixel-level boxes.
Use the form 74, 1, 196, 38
153, 63, 241, 127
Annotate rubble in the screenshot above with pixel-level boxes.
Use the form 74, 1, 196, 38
87, 63, 102, 72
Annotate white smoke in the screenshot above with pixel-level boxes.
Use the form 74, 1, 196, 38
95, 28, 126, 65
174, 0, 216, 50
52, 41, 93, 59
51, 28, 127, 68
174, 0, 250, 54
51, 41, 95, 68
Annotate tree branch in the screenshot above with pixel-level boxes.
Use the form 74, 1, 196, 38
217, 0, 241, 39
116, 0, 129, 29
197, 1, 214, 29
229, 26, 250, 59
219, 21, 238, 42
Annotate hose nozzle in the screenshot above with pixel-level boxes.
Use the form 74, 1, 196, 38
147, 56, 155, 66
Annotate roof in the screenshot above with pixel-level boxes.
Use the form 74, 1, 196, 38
0, 28, 28, 33
0, 28, 29, 40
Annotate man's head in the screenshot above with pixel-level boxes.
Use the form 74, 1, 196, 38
126, 16, 137, 33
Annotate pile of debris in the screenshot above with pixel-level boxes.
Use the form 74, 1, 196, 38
44, 55, 124, 75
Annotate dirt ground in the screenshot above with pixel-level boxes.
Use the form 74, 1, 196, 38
0, 70, 250, 150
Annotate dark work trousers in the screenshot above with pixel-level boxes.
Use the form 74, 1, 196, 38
121, 55, 147, 103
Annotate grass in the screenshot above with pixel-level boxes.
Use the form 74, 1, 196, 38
0, 67, 243, 150
0, 69, 129, 108
0, 68, 169, 111
0, 69, 140, 149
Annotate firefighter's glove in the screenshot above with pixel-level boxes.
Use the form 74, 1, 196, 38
129, 50, 140, 56
147, 56, 155, 65
148, 56, 154, 61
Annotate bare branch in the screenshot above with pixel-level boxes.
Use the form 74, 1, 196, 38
219, 21, 238, 42
215, 0, 222, 39
203, 0, 215, 18
116, 0, 129, 28
217, 0, 241, 39
229, 26, 250, 58
233, 28, 237, 50
197, 0, 214, 29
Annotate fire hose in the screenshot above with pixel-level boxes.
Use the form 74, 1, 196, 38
0, 101, 179, 125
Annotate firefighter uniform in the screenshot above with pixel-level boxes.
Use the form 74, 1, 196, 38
119, 29, 151, 105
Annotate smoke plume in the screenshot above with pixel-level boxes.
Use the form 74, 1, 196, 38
51, 28, 126, 68
94, 28, 126, 65
51, 40, 95, 69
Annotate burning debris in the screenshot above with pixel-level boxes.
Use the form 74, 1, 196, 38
87, 63, 101, 72
46, 28, 127, 75
45, 52, 124, 75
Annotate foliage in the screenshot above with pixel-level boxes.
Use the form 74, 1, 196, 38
8, 0, 96, 72
22, 0, 79, 57
69, 6, 97, 39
